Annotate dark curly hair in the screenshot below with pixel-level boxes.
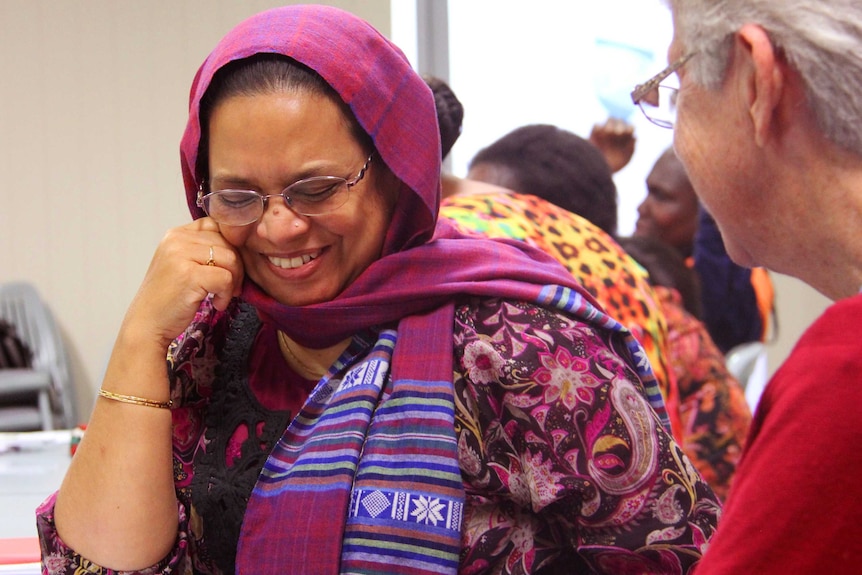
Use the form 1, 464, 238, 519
423, 75, 464, 160
467, 124, 618, 236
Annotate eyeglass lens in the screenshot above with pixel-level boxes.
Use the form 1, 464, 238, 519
638, 85, 680, 128
202, 177, 351, 225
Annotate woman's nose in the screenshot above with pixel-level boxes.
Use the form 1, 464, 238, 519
256, 196, 310, 236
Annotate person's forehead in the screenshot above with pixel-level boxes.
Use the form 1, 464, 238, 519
650, 157, 694, 195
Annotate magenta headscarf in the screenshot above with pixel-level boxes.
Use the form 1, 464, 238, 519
179, 4, 599, 349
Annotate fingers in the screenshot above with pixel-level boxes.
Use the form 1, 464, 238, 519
591, 117, 636, 139
201, 243, 243, 311
589, 118, 637, 173
185, 217, 244, 296
127, 219, 243, 344
606, 117, 635, 136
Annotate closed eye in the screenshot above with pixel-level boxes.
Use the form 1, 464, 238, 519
213, 190, 261, 208
286, 177, 346, 203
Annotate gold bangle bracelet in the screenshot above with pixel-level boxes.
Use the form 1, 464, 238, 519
98, 389, 173, 409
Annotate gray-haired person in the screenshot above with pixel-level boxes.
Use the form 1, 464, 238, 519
631, 1, 862, 572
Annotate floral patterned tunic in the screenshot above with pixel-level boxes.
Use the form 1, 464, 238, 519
440, 191, 673, 414
37, 297, 720, 574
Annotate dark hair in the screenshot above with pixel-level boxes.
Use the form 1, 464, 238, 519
616, 235, 704, 319
468, 124, 618, 235
423, 75, 464, 160
197, 53, 373, 182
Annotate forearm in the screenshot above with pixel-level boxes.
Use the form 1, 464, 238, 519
53, 326, 178, 570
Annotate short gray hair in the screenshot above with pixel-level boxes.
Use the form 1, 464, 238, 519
667, 0, 862, 155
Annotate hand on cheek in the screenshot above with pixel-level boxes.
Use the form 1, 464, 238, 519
127, 217, 245, 347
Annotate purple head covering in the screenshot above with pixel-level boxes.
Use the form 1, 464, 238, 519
181, 4, 440, 252
179, 4, 597, 349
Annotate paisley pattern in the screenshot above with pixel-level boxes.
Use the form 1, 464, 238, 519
453, 298, 719, 574
36, 297, 719, 574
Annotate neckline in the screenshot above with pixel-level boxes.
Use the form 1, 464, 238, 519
277, 330, 327, 380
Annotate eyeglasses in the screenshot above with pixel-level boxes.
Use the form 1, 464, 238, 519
630, 52, 695, 128
197, 153, 374, 226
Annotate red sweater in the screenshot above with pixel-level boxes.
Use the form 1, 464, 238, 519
694, 294, 862, 573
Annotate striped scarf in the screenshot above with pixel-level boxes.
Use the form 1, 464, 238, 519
235, 287, 664, 575
237, 305, 463, 574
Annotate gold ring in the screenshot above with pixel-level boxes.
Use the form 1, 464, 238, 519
206, 246, 215, 267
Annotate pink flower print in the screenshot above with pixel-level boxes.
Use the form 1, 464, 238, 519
525, 451, 564, 509
534, 346, 599, 410
42, 553, 70, 574
463, 340, 506, 384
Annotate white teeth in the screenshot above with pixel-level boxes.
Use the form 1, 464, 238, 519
268, 251, 319, 269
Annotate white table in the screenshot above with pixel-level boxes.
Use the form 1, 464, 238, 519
0, 430, 72, 539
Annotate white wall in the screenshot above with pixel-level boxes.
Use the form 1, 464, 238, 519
446, 0, 674, 236
0, 0, 390, 424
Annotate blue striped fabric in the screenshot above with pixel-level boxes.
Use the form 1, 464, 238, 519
238, 307, 463, 575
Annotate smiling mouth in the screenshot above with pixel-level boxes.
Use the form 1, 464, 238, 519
268, 251, 321, 270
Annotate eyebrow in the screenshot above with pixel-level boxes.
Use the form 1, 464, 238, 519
208, 175, 258, 190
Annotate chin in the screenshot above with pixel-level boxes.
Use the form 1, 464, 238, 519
724, 241, 759, 269
255, 281, 334, 308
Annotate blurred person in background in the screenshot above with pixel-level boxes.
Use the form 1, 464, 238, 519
466, 123, 619, 237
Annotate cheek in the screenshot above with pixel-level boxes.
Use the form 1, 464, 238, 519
217, 224, 254, 248
650, 201, 672, 221
675, 121, 740, 216
674, 85, 749, 204
357, 202, 393, 251
330, 192, 394, 256
673, 127, 707, 192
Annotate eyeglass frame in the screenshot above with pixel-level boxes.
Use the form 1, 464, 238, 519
196, 152, 375, 225
630, 52, 695, 128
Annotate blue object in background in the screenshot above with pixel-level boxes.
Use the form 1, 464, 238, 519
593, 37, 654, 120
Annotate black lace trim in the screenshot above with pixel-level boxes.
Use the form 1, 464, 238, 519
190, 303, 291, 574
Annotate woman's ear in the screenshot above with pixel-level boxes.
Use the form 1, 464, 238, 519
736, 24, 785, 147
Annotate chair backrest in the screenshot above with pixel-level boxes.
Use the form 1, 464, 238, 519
725, 341, 764, 388
725, 341, 769, 412
0, 282, 76, 428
